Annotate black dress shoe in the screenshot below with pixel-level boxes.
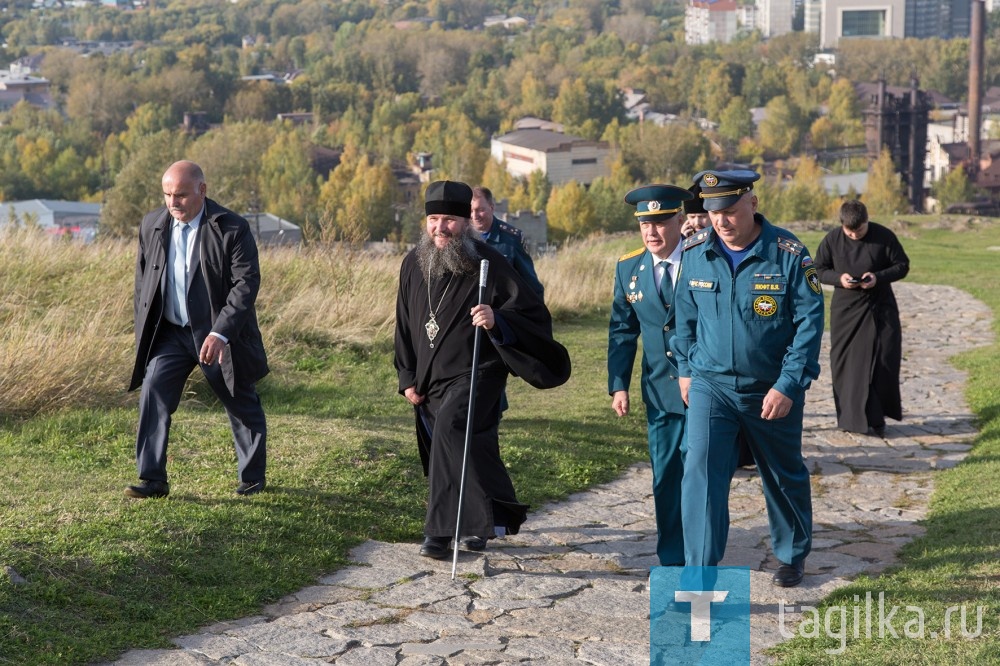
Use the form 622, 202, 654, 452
772, 561, 805, 588
870, 425, 886, 438
125, 479, 169, 499
235, 479, 266, 496
459, 536, 487, 551
419, 536, 452, 559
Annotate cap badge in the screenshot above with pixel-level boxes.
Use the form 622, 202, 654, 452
647, 200, 660, 212
703, 173, 719, 187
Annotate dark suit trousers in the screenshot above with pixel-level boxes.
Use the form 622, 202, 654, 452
135, 321, 267, 483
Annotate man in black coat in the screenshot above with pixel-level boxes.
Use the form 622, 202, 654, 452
394, 180, 570, 559
126, 160, 269, 499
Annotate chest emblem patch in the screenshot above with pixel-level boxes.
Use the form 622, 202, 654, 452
754, 295, 778, 317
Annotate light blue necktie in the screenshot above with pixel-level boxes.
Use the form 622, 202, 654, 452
171, 223, 191, 326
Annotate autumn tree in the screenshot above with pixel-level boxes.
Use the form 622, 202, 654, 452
546, 180, 597, 240
411, 108, 488, 184
586, 154, 638, 234
864, 148, 910, 217
930, 164, 978, 211
769, 157, 831, 222
188, 121, 276, 215
317, 144, 400, 243
619, 122, 710, 184
101, 130, 190, 239
758, 96, 805, 158
258, 126, 320, 227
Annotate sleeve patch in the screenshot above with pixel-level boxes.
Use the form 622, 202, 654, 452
805, 267, 822, 294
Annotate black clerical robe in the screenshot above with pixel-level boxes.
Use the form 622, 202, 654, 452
394, 240, 571, 538
814, 222, 910, 433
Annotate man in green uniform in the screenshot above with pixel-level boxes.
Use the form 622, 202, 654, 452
671, 170, 824, 587
608, 184, 694, 566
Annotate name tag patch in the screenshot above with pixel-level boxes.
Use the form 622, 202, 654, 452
688, 279, 715, 290
752, 282, 785, 293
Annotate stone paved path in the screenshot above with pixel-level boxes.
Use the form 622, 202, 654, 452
107, 283, 992, 666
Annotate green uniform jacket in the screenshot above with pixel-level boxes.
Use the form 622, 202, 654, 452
608, 247, 685, 415
671, 214, 824, 402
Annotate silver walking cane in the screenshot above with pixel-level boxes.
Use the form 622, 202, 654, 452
452, 258, 489, 579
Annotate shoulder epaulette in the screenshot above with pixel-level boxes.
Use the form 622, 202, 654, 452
683, 229, 711, 251
618, 247, 645, 262
777, 236, 803, 256
497, 221, 523, 238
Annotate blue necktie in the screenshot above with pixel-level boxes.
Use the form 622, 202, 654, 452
171, 223, 191, 326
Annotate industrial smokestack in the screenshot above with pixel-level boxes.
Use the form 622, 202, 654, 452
969, 0, 985, 170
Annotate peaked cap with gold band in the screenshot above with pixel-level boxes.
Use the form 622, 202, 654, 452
692, 169, 760, 211
623, 184, 693, 222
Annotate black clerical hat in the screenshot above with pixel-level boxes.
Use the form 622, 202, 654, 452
425, 180, 473, 217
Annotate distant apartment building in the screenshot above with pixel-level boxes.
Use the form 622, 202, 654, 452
685, 0, 740, 45
811, 0, 972, 46
490, 129, 613, 187
756, 0, 792, 37
818, 0, 905, 48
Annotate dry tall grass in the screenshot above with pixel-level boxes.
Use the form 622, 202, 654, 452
0, 230, 624, 415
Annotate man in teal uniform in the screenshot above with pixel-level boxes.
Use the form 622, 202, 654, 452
671, 170, 823, 587
471, 186, 544, 299
608, 184, 694, 566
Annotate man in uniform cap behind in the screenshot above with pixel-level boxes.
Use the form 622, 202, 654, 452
607, 183, 693, 566
470, 186, 544, 299
394, 180, 571, 559
670, 169, 824, 587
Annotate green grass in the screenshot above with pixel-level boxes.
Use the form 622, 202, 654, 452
0, 309, 645, 665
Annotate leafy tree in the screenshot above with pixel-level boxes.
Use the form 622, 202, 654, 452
758, 96, 805, 158
546, 180, 597, 240
619, 122, 710, 184
864, 148, 910, 217
930, 164, 978, 211
189, 121, 276, 215
586, 154, 637, 234
64, 67, 136, 137
411, 108, 488, 184
527, 170, 551, 213
772, 157, 830, 222
692, 63, 734, 121
258, 126, 320, 226
317, 144, 399, 242
101, 130, 190, 239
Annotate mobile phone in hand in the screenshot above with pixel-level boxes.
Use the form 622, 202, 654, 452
847, 277, 860, 284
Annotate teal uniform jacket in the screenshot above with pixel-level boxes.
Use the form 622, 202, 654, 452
608, 247, 684, 415
608, 244, 687, 565
483, 216, 544, 299
672, 214, 824, 402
